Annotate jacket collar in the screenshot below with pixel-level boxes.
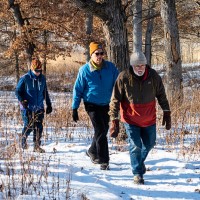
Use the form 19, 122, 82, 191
28, 69, 42, 80
89, 60, 106, 72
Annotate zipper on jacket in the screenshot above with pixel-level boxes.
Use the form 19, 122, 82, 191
140, 82, 142, 91
34, 79, 38, 108
98, 71, 102, 80
31, 78, 38, 111
139, 81, 143, 102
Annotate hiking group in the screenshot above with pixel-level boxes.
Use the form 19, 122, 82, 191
15, 42, 171, 184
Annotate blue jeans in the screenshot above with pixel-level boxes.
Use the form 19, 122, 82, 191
124, 123, 156, 176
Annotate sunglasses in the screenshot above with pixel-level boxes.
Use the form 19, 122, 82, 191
35, 69, 42, 73
95, 52, 104, 56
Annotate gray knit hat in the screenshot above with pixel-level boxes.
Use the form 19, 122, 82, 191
130, 52, 147, 66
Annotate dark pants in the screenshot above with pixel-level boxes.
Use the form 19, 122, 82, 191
84, 102, 110, 163
21, 109, 44, 147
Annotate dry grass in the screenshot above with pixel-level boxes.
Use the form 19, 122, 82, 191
0, 86, 199, 198
47, 51, 85, 74
0, 52, 199, 198
156, 88, 200, 160
45, 52, 86, 92
0, 93, 91, 199
0, 51, 86, 92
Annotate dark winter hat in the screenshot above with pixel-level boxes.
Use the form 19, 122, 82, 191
89, 42, 103, 56
31, 59, 42, 71
130, 52, 147, 66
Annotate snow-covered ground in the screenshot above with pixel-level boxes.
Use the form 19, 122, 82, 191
0, 91, 199, 200
1, 134, 199, 200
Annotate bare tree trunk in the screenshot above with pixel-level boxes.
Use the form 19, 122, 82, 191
85, 13, 93, 62
144, 0, 155, 66
102, 16, 129, 70
161, 0, 183, 105
103, 1, 129, 70
14, 51, 19, 83
132, 0, 143, 52
73, 0, 129, 71
8, 0, 35, 64
13, 28, 20, 83
43, 30, 48, 76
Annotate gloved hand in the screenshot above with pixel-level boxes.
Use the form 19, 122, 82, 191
72, 109, 79, 122
110, 119, 120, 138
162, 111, 171, 130
46, 104, 52, 114
21, 100, 28, 109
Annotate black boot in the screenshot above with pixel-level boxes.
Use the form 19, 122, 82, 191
86, 150, 100, 164
100, 163, 109, 170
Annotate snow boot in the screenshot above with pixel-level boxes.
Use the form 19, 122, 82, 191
100, 163, 109, 170
33, 144, 45, 153
21, 137, 28, 150
86, 150, 100, 164
133, 175, 144, 185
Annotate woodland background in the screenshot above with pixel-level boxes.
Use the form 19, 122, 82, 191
0, 1, 199, 151
0, 1, 199, 199
0, 0, 199, 93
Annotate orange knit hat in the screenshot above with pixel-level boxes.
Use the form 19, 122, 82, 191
89, 42, 103, 56
31, 59, 42, 71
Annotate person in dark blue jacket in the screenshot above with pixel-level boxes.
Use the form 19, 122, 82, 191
72, 42, 119, 170
15, 59, 52, 153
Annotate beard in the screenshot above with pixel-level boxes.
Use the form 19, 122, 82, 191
133, 69, 145, 76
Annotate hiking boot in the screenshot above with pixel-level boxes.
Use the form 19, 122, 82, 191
100, 163, 109, 170
86, 150, 100, 164
22, 137, 28, 150
33, 146, 45, 153
133, 175, 144, 185
22, 143, 28, 150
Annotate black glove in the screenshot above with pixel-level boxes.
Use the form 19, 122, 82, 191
46, 105, 52, 114
162, 111, 171, 130
21, 100, 28, 109
72, 109, 79, 122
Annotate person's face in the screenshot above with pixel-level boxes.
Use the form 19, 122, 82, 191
32, 69, 42, 76
91, 49, 104, 65
132, 64, 146, 76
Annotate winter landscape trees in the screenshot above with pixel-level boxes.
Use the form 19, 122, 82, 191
0, 1, 199, 199
0, 0, 199, 102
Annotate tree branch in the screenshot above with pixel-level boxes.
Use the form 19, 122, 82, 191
73, 0, 108, 20
8, 0, 24, 26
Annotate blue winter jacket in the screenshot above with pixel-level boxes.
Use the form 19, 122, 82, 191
72, 60, 119, 109
15, 70, 51, 112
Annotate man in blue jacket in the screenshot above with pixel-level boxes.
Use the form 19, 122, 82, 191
15, 59, 52, 153
72, 42, 119, 170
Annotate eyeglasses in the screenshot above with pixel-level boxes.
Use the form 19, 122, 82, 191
95, 52, 104, 56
